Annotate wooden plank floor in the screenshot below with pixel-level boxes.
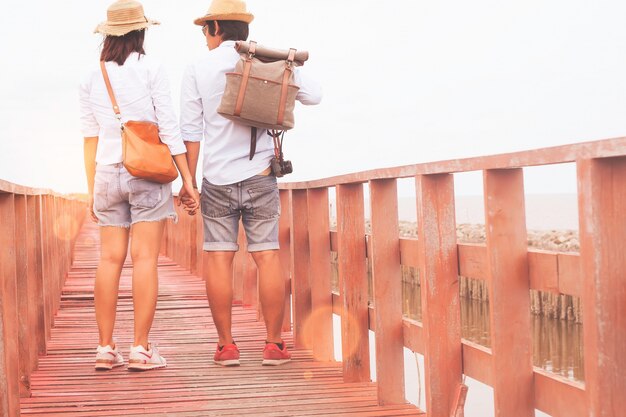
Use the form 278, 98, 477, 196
20, 221, 424, 417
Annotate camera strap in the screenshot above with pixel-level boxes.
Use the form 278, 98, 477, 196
270, 130, 286, 162
249, 128, 286, 162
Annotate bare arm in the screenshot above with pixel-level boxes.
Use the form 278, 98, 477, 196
83, 137, 98, 221
183, 141, 201, 188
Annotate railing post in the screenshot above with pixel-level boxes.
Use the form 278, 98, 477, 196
484, 168, 533, 417
370, 179, 405, 404
577, 157, 626, 417
415, 174, 462, 416
0, 193, 20, 416
306, 187, 334, 361
336, 183, 370, 382
289, 189, 312, 348
14, 195, 31, 398
278, 190, 292, 332
27, 196, 45, 363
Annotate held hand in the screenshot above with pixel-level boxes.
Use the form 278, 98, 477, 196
178, 181, 200, 215
88, 195, 98, 223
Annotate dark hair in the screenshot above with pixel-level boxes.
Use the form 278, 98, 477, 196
207, 20, 249, 41
100, 30, 146, 65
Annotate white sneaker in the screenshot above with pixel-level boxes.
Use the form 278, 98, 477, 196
95, 345, 124, 370
128, 343, 167, 371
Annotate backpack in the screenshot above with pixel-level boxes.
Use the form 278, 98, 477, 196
218, 41, 309, 171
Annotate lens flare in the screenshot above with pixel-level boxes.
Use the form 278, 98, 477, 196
53, 214, 80, 242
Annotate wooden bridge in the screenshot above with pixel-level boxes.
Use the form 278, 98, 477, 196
2, 136, 626, 416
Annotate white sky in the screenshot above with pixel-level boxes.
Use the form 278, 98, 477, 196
1, 0, 626, 195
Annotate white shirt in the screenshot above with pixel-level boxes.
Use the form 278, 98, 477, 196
79, 52, 186, 165
180, 40, 322, 185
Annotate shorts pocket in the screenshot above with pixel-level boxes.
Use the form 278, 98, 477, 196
201, 181, 233, 218
247, 182, 279, 220
129, 179, 163, 209
93, 176, 109, 212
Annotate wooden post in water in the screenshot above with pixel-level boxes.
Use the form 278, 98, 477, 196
0, 193, 20, 416
278, 190, 292, 332
336, 183, 370, 383
306, 187, 334, 361
415, 174, 462, 416
577, 157, 626, 417
370, 179, 405, 404
483, 168, 533, 417
289, 189, 312, 347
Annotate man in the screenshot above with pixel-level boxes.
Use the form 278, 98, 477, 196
179, 0, 322, 366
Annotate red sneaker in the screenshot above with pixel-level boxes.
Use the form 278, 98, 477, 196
214, 343, 240, 366
262, 341, 291, 366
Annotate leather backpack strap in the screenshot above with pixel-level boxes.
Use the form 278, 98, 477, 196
235, 41, 256, 117
277, 48, 296, 126
100, 61, 122, 121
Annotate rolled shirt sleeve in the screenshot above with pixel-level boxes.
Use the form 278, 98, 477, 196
294, 67, 323, 105
180, 65, 204, 143
149, 64, 187, 155
79, 74, 100, 137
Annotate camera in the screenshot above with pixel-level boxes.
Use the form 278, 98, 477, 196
270, 156, 293, 178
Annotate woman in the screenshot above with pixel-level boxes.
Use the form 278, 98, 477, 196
79, 0, 198, 371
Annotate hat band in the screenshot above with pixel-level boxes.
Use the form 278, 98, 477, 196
107, 17, 149, 26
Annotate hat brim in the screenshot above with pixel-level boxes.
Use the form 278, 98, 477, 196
193, 13, 254, 26
94, 19, 160, 36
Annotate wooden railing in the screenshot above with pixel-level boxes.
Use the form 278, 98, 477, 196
0, 181, 87, 416
159, 136, 626, 417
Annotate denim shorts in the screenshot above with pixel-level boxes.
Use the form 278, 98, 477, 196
201, 175, 280, 252
93, 163, 177, 228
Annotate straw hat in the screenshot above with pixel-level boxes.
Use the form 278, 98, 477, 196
193, 0, 254, 26
94, 0, 160, 36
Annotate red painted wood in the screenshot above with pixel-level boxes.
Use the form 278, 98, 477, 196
278, 189, 292, 332
14, 195, 31, 397
577, 157, 626, 417
369, 179, 405, 404
0, 193, 20, 416
306, 188, 334, 361
279, 136, 626, 190
336, 183, 370, 383
534, 369, 586, 417
484, 168, 533, 417
415, 174, 462, 417
18, 221, 423, 417
289, 189, 312, 348
26, 196, 44, 370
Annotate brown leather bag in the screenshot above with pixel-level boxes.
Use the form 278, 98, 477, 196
218, 41, 308, 160
100, 61, 178, 184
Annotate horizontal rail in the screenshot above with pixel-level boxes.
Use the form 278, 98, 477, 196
278, 136, 626, 189
0, 181, 87, 416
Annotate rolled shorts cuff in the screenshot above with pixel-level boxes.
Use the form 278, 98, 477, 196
203, 242, 239, 252
247, 242, 280, 252
97, 221, 131, 229
130, 212, 178, 226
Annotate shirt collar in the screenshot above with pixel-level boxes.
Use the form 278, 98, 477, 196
219, 40, 237, 49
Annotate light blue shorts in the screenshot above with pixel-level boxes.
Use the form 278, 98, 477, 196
93, 163, 177, 228
201, 175, 280, 252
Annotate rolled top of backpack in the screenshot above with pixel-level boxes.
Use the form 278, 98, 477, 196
235, 41, 309, 66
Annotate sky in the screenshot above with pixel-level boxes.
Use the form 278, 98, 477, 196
1, 0, 626, 195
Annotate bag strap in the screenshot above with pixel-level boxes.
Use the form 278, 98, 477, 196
100, 61, 122, 122
235, 41, 256, 118
277, 48, 296, 126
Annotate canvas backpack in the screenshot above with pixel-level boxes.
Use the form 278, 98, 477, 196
218, 40, 309, 161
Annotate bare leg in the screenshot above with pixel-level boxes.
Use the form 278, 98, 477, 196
251, 250, 285, 343
95, 226, 129, 347
204, 251, 236, 346
130, 220, 165, 349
